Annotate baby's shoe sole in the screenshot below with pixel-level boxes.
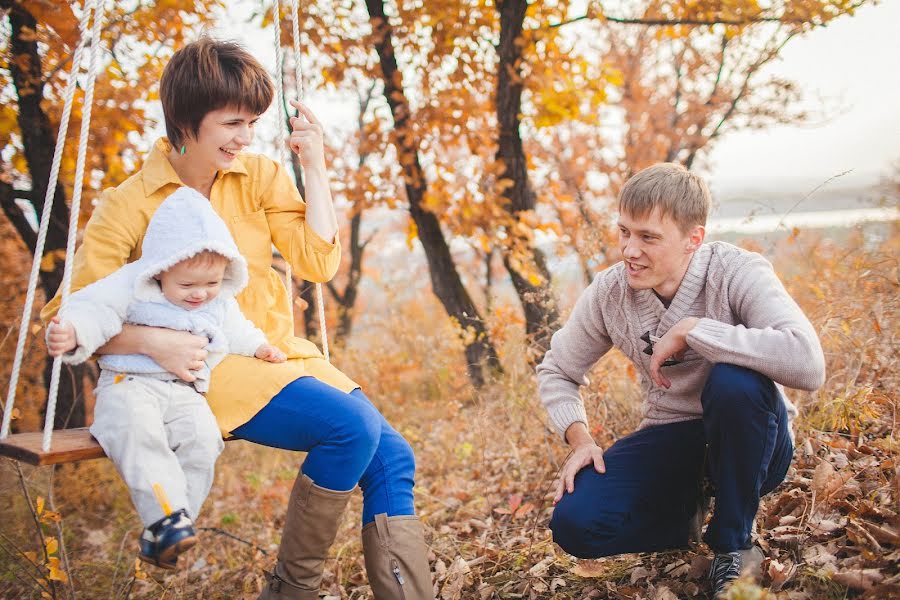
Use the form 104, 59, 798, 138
138, 552, 178, 570
156, 533, 198, 564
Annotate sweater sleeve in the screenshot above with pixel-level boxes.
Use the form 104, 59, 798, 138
536, 272, 615, 439
55, 265, 135, 364
221, 298, 268, 357
686, 253, 825, 391
41, 187, 142, 324
256, 158, 341, 284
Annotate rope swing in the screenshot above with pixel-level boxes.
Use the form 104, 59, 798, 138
0, 0, 330, 465
1, 0, 106, 454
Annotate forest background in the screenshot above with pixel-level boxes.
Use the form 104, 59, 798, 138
0, 0, 897, 598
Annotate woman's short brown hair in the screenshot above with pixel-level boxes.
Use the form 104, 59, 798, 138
618, 163, 711, 233
160, 37, 274, 148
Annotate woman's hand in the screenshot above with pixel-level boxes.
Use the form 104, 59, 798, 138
289, 100, 325, 170
144, 328, 209, 382
255, 343, 287, 363
47, 316, 77, 357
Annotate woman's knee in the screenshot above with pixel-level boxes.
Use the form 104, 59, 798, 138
383, 426, 416, 465
329, 394, 382, 456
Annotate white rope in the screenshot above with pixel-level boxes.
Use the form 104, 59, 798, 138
1, 0, 98, 441
275, 0, 329, 360
42, 0, 107, 452
273, 0, 294, 326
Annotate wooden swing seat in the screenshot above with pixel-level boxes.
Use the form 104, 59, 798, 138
0, 428, 104, 466
0, 428, 239, 466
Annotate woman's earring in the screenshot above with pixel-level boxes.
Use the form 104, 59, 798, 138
180, 145, 186, 156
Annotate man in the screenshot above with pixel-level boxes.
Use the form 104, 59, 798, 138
537, 163, 825, 596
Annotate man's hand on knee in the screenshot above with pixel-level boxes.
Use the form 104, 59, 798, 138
555, 423, 606, 504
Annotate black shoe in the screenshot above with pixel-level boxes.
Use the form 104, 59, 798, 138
138, 509, 197, 569
708, 547, 764, 597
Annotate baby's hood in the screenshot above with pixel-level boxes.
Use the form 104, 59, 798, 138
133, 186, 249, 301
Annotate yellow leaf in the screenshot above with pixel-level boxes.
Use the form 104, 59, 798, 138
47, 557, 68, 583
134, 557, 147, 580
406, 219, 418, 251
36, 496, 44, 516
31, 323, 43, 335
40, 510, 62, 524
841, 320, 851, 336
23, 551, 38, 565
45, 537, 58, 555
114, 374, 126, 384
40, 249, 66, 273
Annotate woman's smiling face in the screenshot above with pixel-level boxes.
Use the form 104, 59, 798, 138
184, 106, 260, 172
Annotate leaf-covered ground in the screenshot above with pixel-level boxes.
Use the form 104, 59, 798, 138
1, 229, 897, 598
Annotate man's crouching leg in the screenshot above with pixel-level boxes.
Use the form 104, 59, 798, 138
550, 420, 707, 558
700, 363, 793, 554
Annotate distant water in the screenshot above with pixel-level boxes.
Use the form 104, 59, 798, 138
707, 206, 899, 235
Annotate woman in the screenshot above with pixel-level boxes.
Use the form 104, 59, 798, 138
42, 38, 433, 599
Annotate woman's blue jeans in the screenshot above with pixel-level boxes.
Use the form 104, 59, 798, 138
550, 364, 793, 556
231, 377, 416, 526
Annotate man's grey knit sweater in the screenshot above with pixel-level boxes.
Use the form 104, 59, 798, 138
537, 241, 825, 439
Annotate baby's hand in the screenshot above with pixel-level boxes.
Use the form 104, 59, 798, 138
47, 316, 77, 357
255, 343, 286, 363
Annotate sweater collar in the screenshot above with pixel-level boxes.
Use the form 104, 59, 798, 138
141, 137, 249, 197
659, 243, 711, 332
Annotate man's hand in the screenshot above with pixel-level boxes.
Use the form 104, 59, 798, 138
255, 343, 287, 363
47, 316, 77, 357
554, 422, 606, 504
649, 317, 699, 389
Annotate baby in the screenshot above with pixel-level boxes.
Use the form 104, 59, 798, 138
48, 187, 285, 569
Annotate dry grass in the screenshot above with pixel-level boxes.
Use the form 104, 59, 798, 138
1, 227, 897, 598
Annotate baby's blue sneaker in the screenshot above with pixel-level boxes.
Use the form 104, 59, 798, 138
138, 509, 197, 569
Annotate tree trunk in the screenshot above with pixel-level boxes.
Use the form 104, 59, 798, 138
365, 0, 502, 386
328, 208, 364, 341
5, 2, 87, 429
495, 0, 561, 364
285, 150, 324, 344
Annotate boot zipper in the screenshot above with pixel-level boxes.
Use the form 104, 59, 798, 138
391, 558, 407, 600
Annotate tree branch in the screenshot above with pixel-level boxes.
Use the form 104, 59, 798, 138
0, 177, 37, 251
545, 1, 870, 29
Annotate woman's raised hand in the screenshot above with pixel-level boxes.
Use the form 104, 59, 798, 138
288, 100, 325, 170
146, 327, 209, 382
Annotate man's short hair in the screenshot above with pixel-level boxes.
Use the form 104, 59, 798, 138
618, 163, 711, 233
160, 37, 274, 148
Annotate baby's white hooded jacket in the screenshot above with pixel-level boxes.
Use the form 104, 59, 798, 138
59, 187, 267, 392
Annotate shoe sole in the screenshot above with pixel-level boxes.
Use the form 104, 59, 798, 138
138, 552, 178, 570
157, 533, 198, 564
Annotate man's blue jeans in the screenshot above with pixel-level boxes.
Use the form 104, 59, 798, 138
550, 364, 793, 556
231, 377, 416, 526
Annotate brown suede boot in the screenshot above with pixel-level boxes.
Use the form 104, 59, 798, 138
362, 514, 434, 600
258, 474, 352, 600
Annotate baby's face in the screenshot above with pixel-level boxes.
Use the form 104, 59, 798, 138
158, 259, 228, 310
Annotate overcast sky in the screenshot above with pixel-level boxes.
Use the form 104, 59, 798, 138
705, 0, 900, 194
209, 1, 900, 197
